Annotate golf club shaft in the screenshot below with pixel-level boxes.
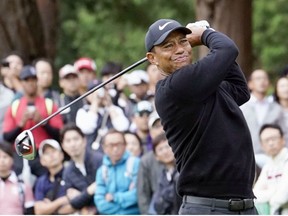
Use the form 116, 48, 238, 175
29, 57, 148, 131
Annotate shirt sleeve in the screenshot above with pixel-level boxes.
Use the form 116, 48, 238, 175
76, 108, 99, 134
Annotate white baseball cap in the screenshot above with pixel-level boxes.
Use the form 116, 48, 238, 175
38, 139, 62, 156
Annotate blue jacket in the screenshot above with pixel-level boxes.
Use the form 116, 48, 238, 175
94, 151, 140, 215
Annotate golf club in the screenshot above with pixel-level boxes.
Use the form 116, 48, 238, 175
15, 57, 148, 160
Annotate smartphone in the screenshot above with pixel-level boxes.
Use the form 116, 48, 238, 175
1, 60, 9, 68
27, 102, 36, 113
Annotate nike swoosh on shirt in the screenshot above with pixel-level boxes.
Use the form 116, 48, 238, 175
159, 21, 173, 30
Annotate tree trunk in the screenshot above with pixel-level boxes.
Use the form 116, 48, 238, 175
36, 0, 59, 60
195, 0, 252, 78
0, 0, 58, 63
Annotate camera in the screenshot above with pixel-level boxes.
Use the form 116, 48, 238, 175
1, 60, 9, 68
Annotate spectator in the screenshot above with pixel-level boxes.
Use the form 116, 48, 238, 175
0, 78, 14, 142
125, 69, 154, 118
3, 65, 63, 185
94, 129, 140, 215
76, 80, 130, 150
151, 133, 181, 215
74, 57, 98, 95
0, 53, 24, 95
58, 64, 84, 124
148, 111, 164, 140
130, 100, 154, 153
241, 69, 287, 168
34, 139, 68, 215
58, 123, 103, 215
33, 58, 61, 106
0, 142, 34, 214
253, 124, 288, 214
124, 131, 143, 157
137, 111, 165, 214
274, 76, 288, 145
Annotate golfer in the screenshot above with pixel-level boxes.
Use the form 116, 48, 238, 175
145, 19, 258, 215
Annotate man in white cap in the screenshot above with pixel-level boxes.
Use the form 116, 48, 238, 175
34, 139, 68, 215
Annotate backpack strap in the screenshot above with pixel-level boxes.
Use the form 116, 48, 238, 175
124, 156, 135, 179
44, 98, 53, 115
102, 165, 108, 184
11, 99, 20, 118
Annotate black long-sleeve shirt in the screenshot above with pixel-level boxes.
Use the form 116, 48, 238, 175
155, 29, 255, 199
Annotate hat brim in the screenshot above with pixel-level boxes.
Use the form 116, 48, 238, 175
153, 27, 192, 47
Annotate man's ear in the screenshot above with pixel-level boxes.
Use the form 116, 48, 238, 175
146, 52, 158, 65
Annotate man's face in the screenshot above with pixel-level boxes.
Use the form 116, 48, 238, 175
103, 132, 126, 164
21, 77, 38, 97
40, 146, 64, 169
61, 130, 86, 159
260, 127, 285, 158
147, 31, 192, 75
155, 139, 175, 165
0, 150, 13, 175
78, 68, 96, 88
35, 61, 53, 88
59, 74, 80, 95
248, 69, 270, 95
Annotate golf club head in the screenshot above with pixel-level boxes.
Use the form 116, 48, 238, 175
15, 130, 36, 160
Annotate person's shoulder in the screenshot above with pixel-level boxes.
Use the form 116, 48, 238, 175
140, 151, 158, 165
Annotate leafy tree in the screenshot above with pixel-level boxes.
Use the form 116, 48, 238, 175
253, 0, 288, 78
56, 0, 195, 73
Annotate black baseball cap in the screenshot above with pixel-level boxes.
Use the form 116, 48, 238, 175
19, 65, 37, 80
145, 19, 191, 52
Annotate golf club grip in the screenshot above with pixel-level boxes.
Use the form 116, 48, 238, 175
29, 57, 148, 131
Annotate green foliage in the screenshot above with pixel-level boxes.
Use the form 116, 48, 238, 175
55, 0, 195, 74
253, 0, 288, 77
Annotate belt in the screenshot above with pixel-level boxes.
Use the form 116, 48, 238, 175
183, 195, 254, 211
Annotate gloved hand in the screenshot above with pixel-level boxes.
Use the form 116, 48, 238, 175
186, 20, 214, 47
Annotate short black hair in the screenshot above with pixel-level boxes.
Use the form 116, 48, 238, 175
259, 123, 284, 137
0, 141, 14, 158
60, 123, 85, 144
102, 129, 126, 145
152, 132, 168, 153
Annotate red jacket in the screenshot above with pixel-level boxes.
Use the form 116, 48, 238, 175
3, 96, 63, 149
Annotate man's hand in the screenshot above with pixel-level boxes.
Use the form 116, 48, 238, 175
186, 20, 211, 47
105, 193, 114, 202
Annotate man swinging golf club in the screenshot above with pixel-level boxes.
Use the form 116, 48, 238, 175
144, 19, 257, 215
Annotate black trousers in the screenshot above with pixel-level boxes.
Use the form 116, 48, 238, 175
179, 200, 259, 215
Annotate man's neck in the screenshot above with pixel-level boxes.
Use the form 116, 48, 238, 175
0, 170, 11, 179
279, 99, 288, 110
49, 164, 63, 181
252, 91, 266, 101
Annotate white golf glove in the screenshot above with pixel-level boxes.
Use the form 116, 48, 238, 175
186, 20, 215, 31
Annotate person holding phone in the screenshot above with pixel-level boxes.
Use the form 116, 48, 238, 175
3, 65, 63, 186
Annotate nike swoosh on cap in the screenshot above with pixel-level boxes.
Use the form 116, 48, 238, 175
159, 21, 173, 30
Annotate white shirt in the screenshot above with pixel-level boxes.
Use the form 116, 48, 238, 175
250, 94, 270, 125
253, 147, 288, 214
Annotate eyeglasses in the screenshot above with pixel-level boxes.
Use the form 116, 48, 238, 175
104, 142, 125, 149
261, 136, 282, 144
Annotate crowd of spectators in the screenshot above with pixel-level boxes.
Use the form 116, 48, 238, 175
1, 52, 288, 214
